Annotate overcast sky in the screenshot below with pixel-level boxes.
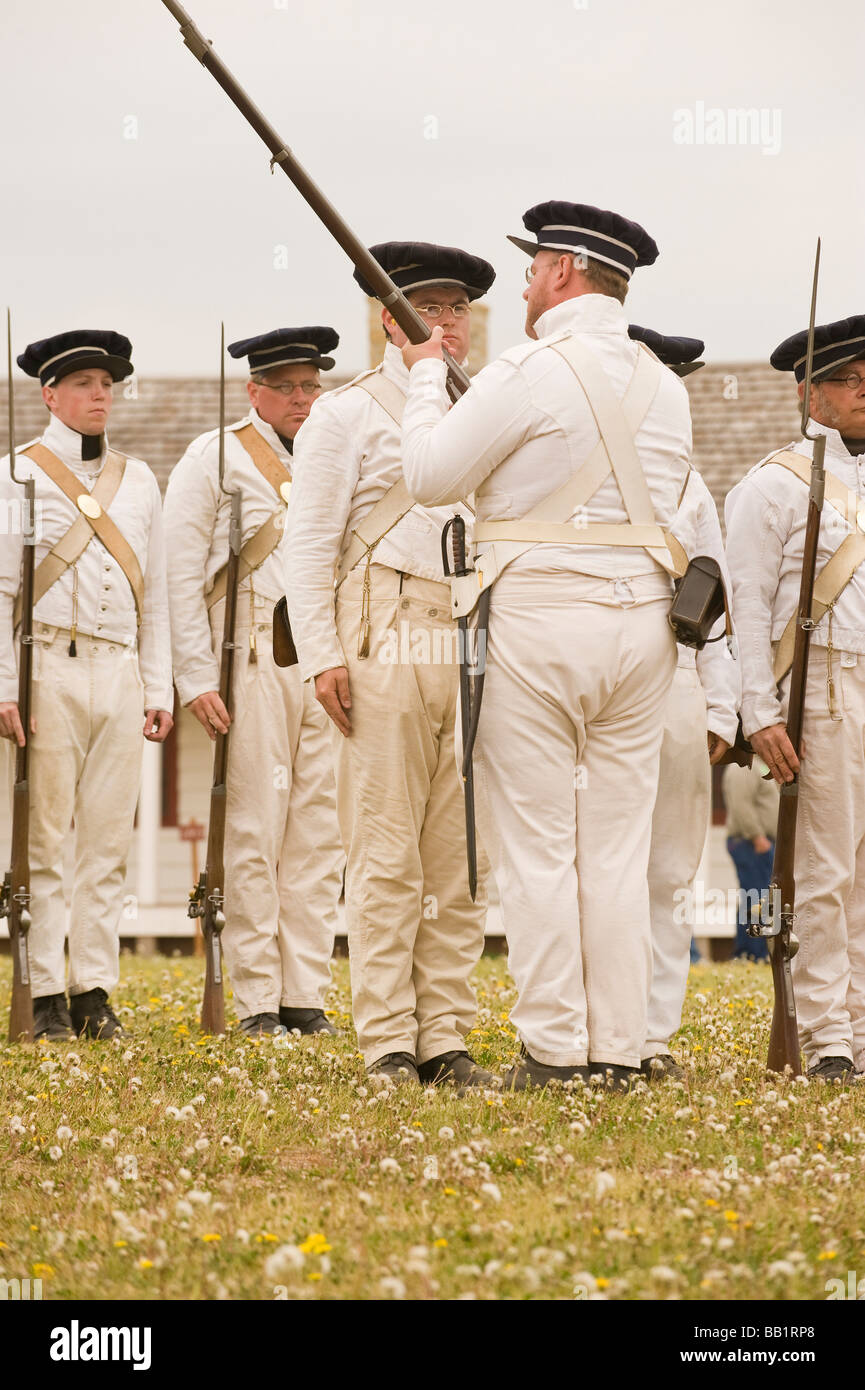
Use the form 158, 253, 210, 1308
1, 0, 862, 380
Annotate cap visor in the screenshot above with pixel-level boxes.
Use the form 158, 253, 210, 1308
51, 352, 133, 383
672, 361, 704, 378
506, 235, 539, 257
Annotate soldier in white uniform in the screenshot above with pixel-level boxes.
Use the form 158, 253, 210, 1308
726, 315, 865, 1083
0, 329, 173, 1041
400, 202, 695, 1091
628, 328, 739, 1081
283, 242, 495, 1087
163, 327, 344, 1038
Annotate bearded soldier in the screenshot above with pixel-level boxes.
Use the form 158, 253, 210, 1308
0, 330, 173, 1041
163, 327, 344, 1038
726, 316, 865, 1083
628, 328, 739, 1081
282, 242, 495, 1087
400, 202, 695, 1091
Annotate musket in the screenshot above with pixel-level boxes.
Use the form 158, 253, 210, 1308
159, 0, 470, 403
188, 325, 240, 1035
442, 517, 478, 899
1, 310, 35, 1042
748, 239, 826, 1077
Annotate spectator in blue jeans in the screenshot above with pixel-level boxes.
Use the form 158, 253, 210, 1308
722, 760, 779, 961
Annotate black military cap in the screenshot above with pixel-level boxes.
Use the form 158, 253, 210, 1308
508, 201, 659, 280
770, 315, 865, 383
629, 325, 705, 377
18, 329, 133, 387
227, 326, 339, 373
353, 242, 496, 301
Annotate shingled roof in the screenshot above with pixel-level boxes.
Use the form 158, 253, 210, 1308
1, 364, 803, 525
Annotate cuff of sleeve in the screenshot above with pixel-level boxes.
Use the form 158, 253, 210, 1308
742, 696, 783, 741
0, 682, 19, 704
144, 687, 175, 713
176, 668, 220, 707
300, 644, 348, 685
408, 358, 448, 385
706, 710, 740, 747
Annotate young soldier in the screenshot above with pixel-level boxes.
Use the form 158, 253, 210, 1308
628, 328, 738, 1081
0, 329, 173, 1040
726, 315, 865, 1082
283, 243, 495, 1087
400, 202, 695, 1091
163, 327, 344, 1038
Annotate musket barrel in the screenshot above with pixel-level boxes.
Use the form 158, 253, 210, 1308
159, 0, 470, 395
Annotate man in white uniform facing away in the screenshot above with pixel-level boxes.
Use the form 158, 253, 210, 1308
628, 328, 738, 1081
400, 202, 695, 1091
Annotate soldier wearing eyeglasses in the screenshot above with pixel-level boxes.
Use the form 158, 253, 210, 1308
726, 315, 865, 1082
283, 243, 496, 1088
163, 328, 345, 1038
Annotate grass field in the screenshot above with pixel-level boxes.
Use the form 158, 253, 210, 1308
2, 955, 864, 1302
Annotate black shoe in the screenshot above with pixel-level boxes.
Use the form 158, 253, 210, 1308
503, 1051, 590, 1091
640, 1053, 684, 1082
808, 1055, 856, 1083
278, 1007, 338, 1036
418, 1050, 495, 1091
238, 1013, 286, 1038
587, 1062, 643, 1093
33, 994, 75, 1042
366, 1052, 419, 1084
69, 988, 124, 1040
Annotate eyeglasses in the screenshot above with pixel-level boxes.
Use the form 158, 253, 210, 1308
414, 303, 471, 319
822, 372, 865, 391
260, 380, 321, 397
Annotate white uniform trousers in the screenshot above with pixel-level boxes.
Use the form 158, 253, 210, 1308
474, 570, 677, 1069
789, 649, 865, 1071
333, 564, 487, 1068
24, 624, 144, 998
644, 661, 709, 1058
209, 604, 344, 1021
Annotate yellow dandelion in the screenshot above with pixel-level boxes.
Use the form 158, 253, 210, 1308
596, 1277, 610, 1289
705, 1199, 719, 1208
817, 1250, 837, 1261
724, 1211, 738, 1223
443, 1187, 457, 1196
298, 1233, 331, 1255
734, 1099, 752, 1106
202, 1233, 221, 1243
307, 1272, 322, 1281
139, 1259, 153, 1270
32, 1263, 54, 1278
113, 1240, 128, 1249
433, 1238, 448, 1248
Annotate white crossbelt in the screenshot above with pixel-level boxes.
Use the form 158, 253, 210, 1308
451, 337, 687, 619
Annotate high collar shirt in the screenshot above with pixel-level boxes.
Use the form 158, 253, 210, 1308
668, 468, 740, 745
163, 407, 293, 705
282, 343, 473, 682
725, 421, 865, 737
0, 413, 171, 709
400, 294, 692, 580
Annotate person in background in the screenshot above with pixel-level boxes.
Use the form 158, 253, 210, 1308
722, 759, 778, 961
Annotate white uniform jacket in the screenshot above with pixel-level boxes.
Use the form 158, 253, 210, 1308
282, 343, 473, 683
0, 413, 171, 710
163, 408, 292, 706
400, 294, 692, 580
725, 421, 865, 737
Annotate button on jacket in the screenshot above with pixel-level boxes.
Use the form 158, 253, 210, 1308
0, 413, 171, 709
725, 421, 865, 737
283, 343, 473, 683
163, 408, 293, 706
400, 294, 692, 579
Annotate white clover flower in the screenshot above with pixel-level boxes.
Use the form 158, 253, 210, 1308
676, 1208, 695, 1220
41, 1179, 56, 1193
256, 1090, 270, 1107
594, 1171, 615, 1200
379, 1157, 401, 1176
264, 1245, 305, 1281
480, 1182, 502, 1203
174, 1199, 194, 1219
188, 1189, 211, 1205
117, 1154, 138, 1181
357, 1192, 373, 1206
573, 1270, 597, 1292
438, 1126, 455, 1141
650, 1265, 680, 1282
229, 1146, 245, 1160
48, 1145, 63, 1161
235, 1229, 249, 1244
191, 1094, 206, 1106
177, 1168, 192, 1182
766, 1260, 796, 1278
165, 1106, 180, 1120
10, 1116, 25, 1135
379, 1276, 406, 1300
194, 1138, 210, 1153
101, 1135, 116, 1151
55, 1126, 73, 1143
